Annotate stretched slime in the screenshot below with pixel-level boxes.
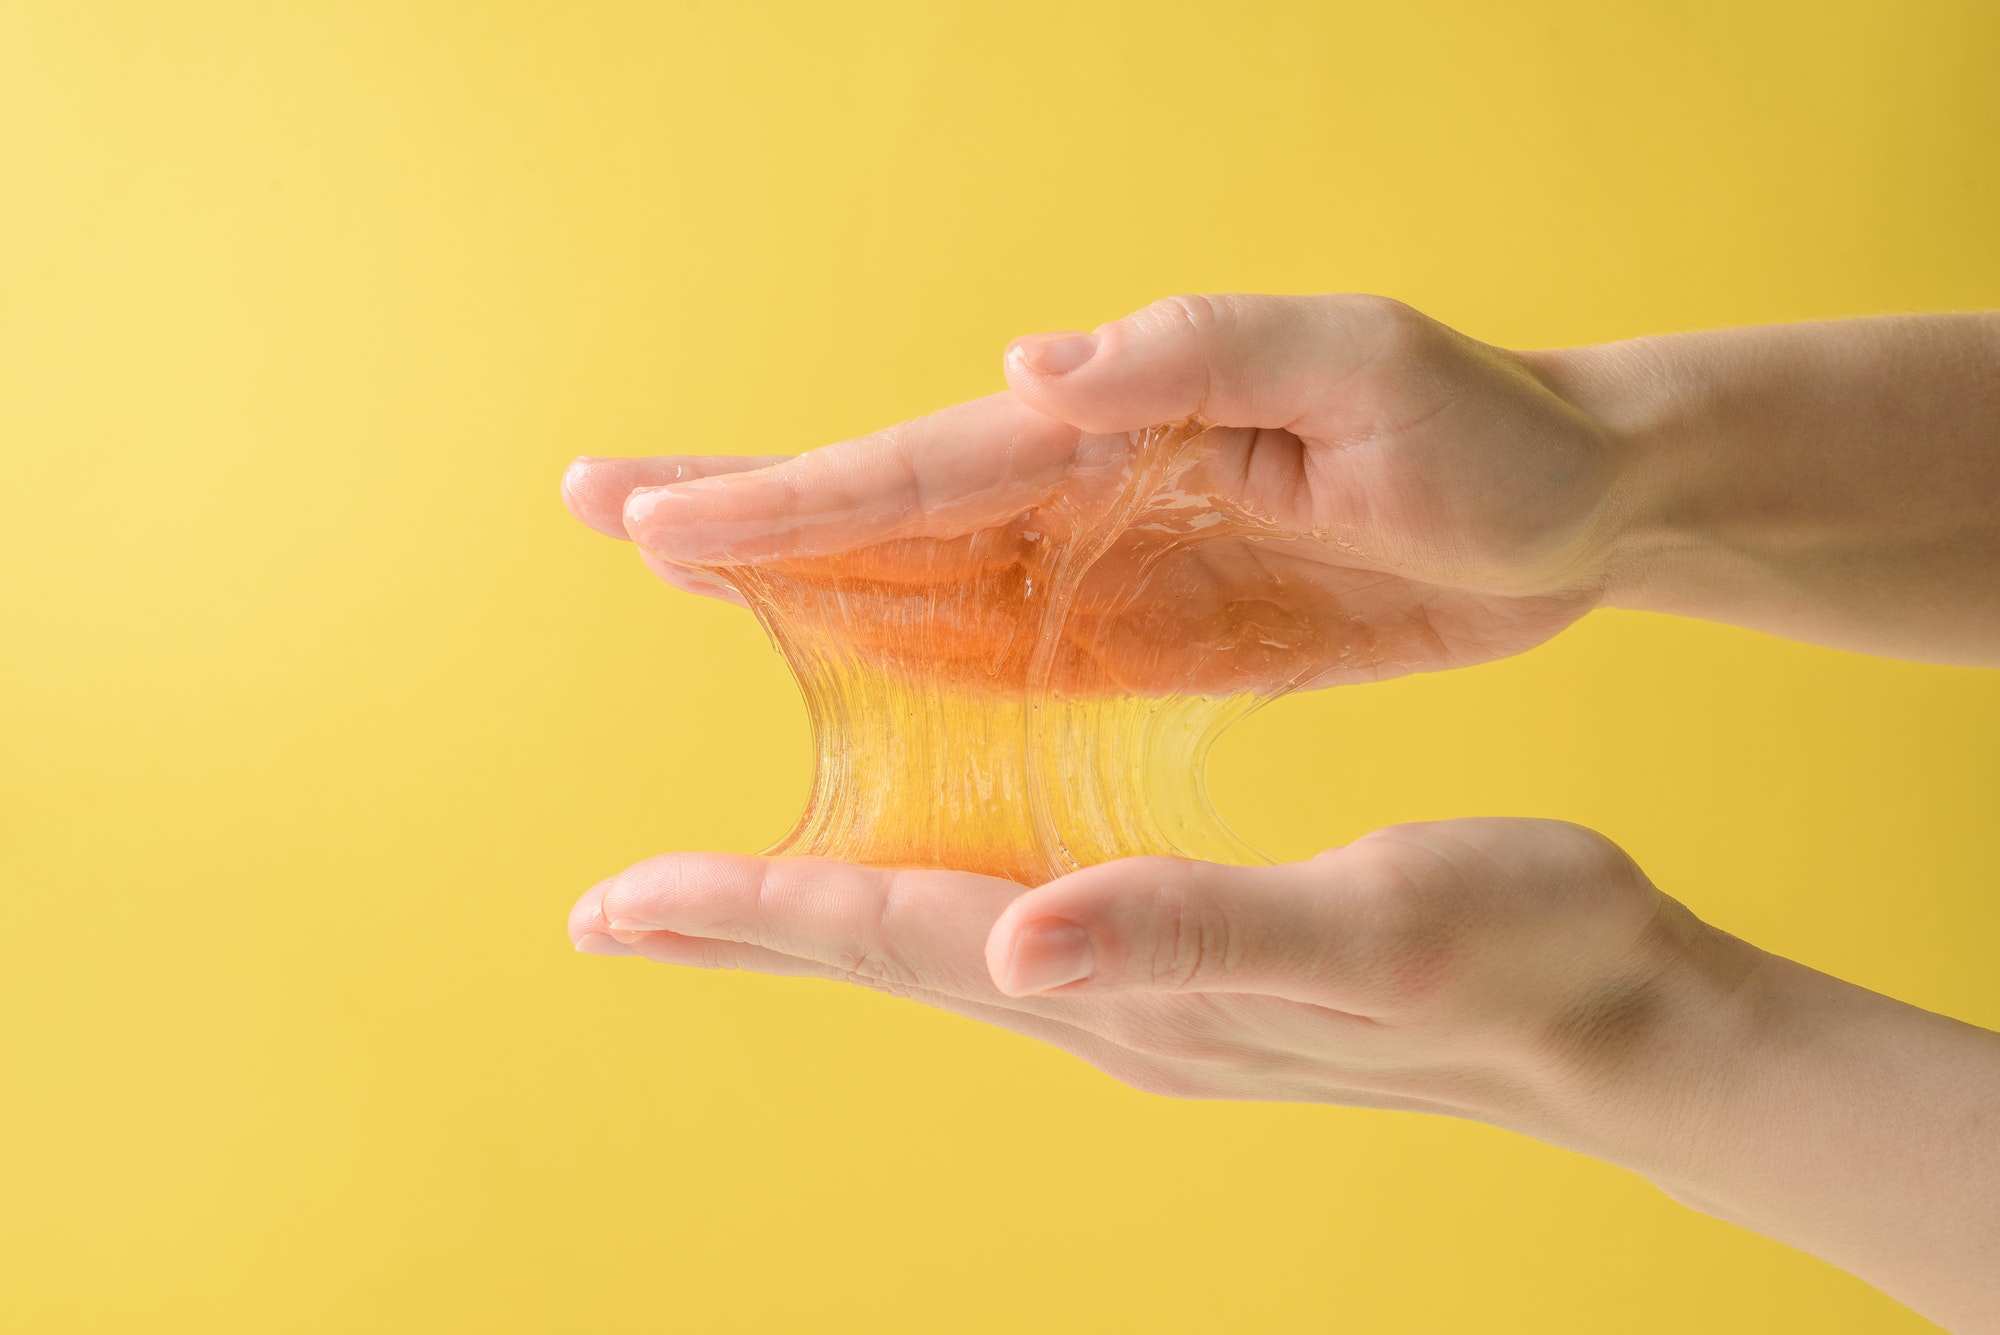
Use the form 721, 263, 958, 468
673, 420, 1330, 886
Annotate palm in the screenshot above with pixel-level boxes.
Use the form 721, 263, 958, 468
1048, 404, 1608, 694
1061, 534, 1593, 694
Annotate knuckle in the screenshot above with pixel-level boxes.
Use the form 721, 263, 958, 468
829, 940, 882, 980
881, 420, 931, 514
850, 973, 922, 1002
828, 934, 903, 987
830, 870, 920, 989
1533, 821, 1662, 938
1338, 292, 1424, 340
1336, 834, 1462, 1003
1143, 292, 1234, 343
1335, 294, 1443, 383
1547, 820, 1643, 881
1125, 294, 1248, 421
1135, 861, 1230, 991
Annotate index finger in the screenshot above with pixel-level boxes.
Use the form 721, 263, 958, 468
562, 453, 791, 540
620, 393, 1124, 566
576, 852, 1032, 1002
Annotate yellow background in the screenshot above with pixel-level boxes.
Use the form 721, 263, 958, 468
5, 2, 1998, 1331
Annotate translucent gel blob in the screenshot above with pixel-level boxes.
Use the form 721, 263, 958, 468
685, 420, 1331, 886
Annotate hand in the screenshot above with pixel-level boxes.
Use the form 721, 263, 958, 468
563, 295, 1635, 689
570, 821, 2000, 1331
570, 818, 1701, 1117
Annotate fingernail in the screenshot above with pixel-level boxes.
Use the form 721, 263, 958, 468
607, 917, 666, 934
575, 933, 635, 957
1000, 919, 1095, 995
622, 486, 678, 540
1010, 331, 1098, 376
623, 485, 726, 561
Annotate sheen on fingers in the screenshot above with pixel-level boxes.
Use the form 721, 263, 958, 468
619, 394, 1108, 567
561, 453, 791, 540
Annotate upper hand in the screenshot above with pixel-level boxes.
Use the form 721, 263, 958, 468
562, 294, 1635, 690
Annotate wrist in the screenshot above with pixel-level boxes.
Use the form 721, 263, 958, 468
1482, 893, 1777, 1175
1509, 900, 2000, 1328
1543, 910, 1773, 1174
1520, 338, 1722, 615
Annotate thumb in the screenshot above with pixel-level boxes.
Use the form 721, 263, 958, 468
1002, 293, 1412, 435
985, 854, 1368, 1004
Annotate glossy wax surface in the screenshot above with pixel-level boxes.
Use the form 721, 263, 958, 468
691, 421, 1304, 883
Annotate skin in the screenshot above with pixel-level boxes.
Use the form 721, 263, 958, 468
562, 295, 2000, 1331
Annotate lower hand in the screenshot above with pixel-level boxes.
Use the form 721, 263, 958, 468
569, 820, 2000, 1331
569, 818, 1716, 1120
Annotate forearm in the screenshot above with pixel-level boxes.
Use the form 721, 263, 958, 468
1538, 915, 2000, 1331
1537, 314, 2000, 664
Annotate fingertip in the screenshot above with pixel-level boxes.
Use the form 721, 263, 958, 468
991, 917, 1097, 996
560, 455, 595, 499
561, 456, 633, 539
620, 483, 671, 538
986, 863, 1148, 990
568, 874, 615, 939
1004, 330, 1098, 377
562, 455, 599, 486
1003, 322, 1170, 436
623, 480, 745, 566
570, 455, 794, 547
984, 912, 1021, 988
